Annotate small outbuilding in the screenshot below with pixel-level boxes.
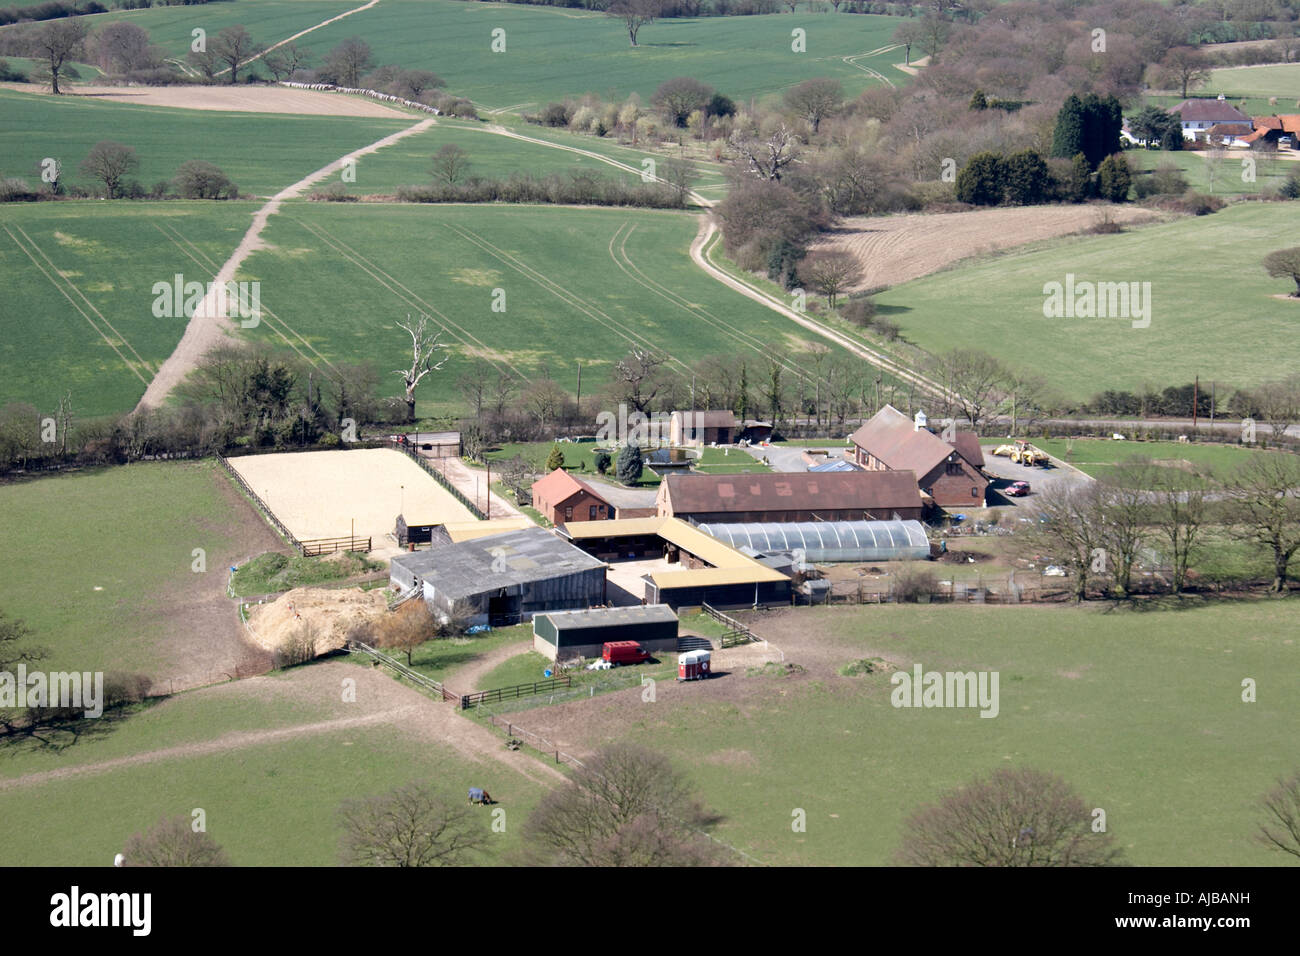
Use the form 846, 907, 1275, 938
532, 604, 679, 661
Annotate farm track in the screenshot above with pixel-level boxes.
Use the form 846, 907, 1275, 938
688, 217, 954, 402
606, 221, 819, 388
218, 0, 383, 78
152, 221, 342, 378
135, 117, 436, 411
3, 223, 154, 385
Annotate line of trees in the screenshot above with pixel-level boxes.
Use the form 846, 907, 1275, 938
1024, 451, 1300, 597
2, 138, 239, 201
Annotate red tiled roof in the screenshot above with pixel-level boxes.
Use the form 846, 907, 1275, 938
848, 405, 983, 475
662, 471, 922, 516
530, 468, 608, 505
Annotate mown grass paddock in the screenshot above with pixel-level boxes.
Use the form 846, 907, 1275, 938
0, 661, 548, 865
504, 599, 1300, 866
872, 202, 1300, 404
0, 460, 281, 678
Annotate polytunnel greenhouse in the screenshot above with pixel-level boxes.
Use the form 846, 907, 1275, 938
696, 519, 931, 563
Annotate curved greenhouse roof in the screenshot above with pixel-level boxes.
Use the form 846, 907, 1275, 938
696, 519, 930, 563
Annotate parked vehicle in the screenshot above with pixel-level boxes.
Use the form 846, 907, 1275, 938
602, 641, 650, 666
677, 649, 712, 681
1007, 481, 1032, 497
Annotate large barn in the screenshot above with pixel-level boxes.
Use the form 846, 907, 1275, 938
655, 470, 925, 523
848, 405, 987, 509
388, 526, 607, 626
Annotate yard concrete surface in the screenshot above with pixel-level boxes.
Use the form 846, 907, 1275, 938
979, 444, 1094, 509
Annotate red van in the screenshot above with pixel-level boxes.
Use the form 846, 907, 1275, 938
602, 641, 650, 666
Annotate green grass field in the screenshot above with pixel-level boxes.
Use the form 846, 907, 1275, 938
1036, 437, 1284, 479
0, 87, 411, 196
1204, 63, 1300, 102
873, 202, 1300, 404
0, 461, 267, 673
0, 662, 545, 865
0, 200, 256, 416
238, 202, 858, 416
28, 0, 905, 109
1128, 147, 1296, 197
569, 600, 1299, 866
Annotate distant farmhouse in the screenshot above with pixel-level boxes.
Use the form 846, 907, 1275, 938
655, 470, 924, 523
1168, 97, 1252, 140
848, 405, 987, 509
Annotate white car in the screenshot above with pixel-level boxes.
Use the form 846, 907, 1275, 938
586, 659, 613, 671
1044, 565, 1067, 577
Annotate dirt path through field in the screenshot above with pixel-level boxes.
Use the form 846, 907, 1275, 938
134, 117, 435, 412
689, 217, 950, 400
0, 661, 565, 792
217, 0, 382, 78
448, 639, 537, 695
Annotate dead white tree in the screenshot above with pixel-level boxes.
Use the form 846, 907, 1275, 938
394, 315, 448, 423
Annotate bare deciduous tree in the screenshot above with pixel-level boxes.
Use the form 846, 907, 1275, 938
1020, 481, 1107, 602
1228, 453, 1300, 592
31, 18, 89, 94
263, 42, 310, 82
339, 783, 486, 866
799, 249, 863, 308
784, 77, 843, 134
394, 315, 448, 423
728, 123, 802, 182
521, 743, 726, 866
1258, 771, 1300, 859
613, 349, 671, 414
1149, 465, 1209, 595
79, 140, 139, 199
606, 0, 664, 47
122, 815, 231, 866
431, 144, 470, 185
211, 25, 262, 84
932, 348, 1009, 429
325, 36, 374, 87
897, 767, 1126, 867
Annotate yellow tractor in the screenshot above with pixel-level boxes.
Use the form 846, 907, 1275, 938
1010, 439, 1049, 466
992, 443, 1016, 458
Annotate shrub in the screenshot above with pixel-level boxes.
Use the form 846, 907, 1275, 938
889, 562, 938, 602
840, 295, 877, 328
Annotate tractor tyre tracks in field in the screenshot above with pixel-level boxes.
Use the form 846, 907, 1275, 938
135, 117, 435, 412
3, 223, 156, 386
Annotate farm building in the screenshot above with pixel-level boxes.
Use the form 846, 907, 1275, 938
530, 468, 615, 525
532, 604, 679, 661
670, 410, 738, 447
848, 405, 987, 509
559, 516, 791, 609
1168, 98, 1251, 139
395, 514, 438, 548
392, 431, 460, 457
389, 526, 607, 626
656, 470, 924, 523
697, 519, 932, 563
1243, 114, 1300, 147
